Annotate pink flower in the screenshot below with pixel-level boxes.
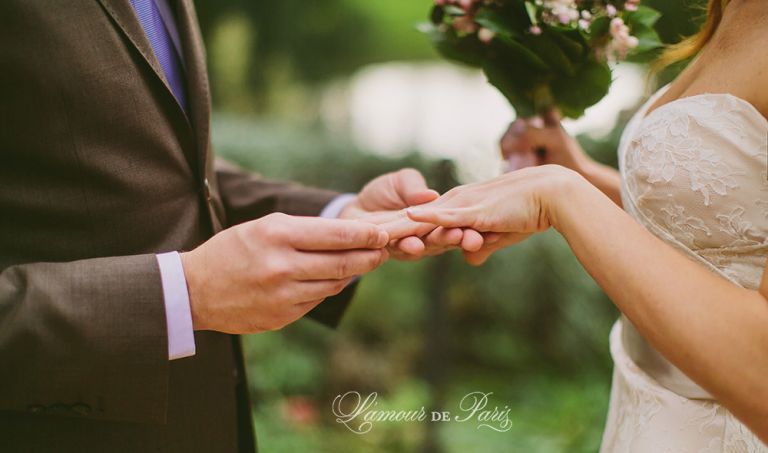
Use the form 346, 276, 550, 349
478, 27, 496, 43
529, 25, 543, 35
606, 17, 639, 60
606, 4, 617, 17
542, 0, 580, 26
453, 15, 479, 34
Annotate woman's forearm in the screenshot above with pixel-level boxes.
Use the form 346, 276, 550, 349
548, 175, 768, 439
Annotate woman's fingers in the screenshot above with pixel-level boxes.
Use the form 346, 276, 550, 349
500, 119, 528, 159
406, 207, 472, 228
500, 112, 563, 166
380, 216, 437, 241
541, 107, 562, 127
504, 153, 538, 172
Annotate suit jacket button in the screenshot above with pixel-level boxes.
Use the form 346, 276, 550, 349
27, 404, 45, 413
70, 403, 92, 416
203, 178, 212, 201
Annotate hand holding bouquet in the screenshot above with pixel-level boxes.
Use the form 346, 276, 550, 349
421, 0, 662, 118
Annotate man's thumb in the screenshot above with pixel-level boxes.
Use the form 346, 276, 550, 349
394, 168, 439, 206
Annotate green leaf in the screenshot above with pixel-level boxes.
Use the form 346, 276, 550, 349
474, 8, 517, 37
483, 60, 537, 118
627, 25, 663, 60
524, 1, 539, 25
444, 5, 466, 17
521, 32, 576, 76
430, 5, 445, 25
589, 16, 610, 39
551, 59, 612, 118
493, 33, 550, 72
422, 24, 487, 67
548, 28, 586, 62
624, 5, 662, 29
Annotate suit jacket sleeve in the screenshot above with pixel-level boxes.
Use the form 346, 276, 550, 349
0, 255, 169, 423
214, 157, 356, 327
214, 158, 340, 225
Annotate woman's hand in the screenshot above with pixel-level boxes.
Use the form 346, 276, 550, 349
339, 168, 484, 260
502, 109, 591, 173
501, 110, 623, 206
405, 165, 584, 265
359, 209, 487, 260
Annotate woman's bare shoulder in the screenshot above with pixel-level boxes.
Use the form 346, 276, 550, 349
746, 47, 768, 119
712, 3, 768, 117
738, 6, 768, 117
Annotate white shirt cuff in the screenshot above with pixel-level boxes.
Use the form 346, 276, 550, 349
157, 252, 196, 360
319, 193, 357, 219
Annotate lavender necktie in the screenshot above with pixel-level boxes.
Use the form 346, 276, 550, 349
130, 0, 187, 112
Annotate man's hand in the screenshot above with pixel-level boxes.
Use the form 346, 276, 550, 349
181, 213, 390, 334
340, 168, 484, 260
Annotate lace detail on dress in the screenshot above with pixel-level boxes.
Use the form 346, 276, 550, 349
658, 201, 712, 248
716, 207, 766, 247
623, 94, 768, 277
629, 96, 747, 206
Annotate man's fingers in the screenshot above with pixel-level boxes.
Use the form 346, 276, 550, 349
463, 247, 497, 266
393, 168, 439, 206
291, 279, 356, 306
408, 190, 440, 206
424, 227, 464, 248
395, 236, 426, 256
294, 249, 388, 280
287, 217, 389, 251
460, 229, 484, 252
462, 232, 533, 266
377, 213, 438, 241
295, 299, 325, 309
483, 232, 503, 244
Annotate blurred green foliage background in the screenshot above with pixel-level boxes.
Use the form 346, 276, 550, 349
194, 0, 705, 451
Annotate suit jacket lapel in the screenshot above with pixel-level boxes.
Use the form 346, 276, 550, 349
95, 0, 207, 178
175, 0, 212, 178
95, 0, 185, 119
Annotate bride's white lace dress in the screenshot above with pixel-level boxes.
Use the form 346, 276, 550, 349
599, 86, 768, 452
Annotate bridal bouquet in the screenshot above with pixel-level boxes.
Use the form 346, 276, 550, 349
421, 0, 662, 118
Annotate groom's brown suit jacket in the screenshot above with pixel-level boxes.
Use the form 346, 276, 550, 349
0, 1, 353, 451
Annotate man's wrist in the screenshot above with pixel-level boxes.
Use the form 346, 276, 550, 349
179, 251, 206, 332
